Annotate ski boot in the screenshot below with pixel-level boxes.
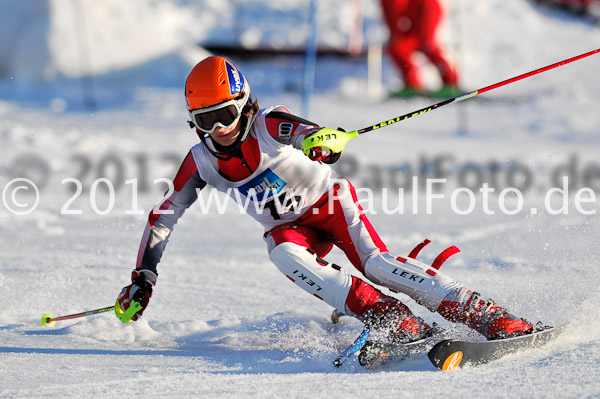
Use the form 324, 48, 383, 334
367, 297, 432, 344
437, 288, 533, 340
357, 298, 435, 368
486, 312, 535, 340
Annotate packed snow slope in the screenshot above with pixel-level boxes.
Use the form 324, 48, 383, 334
1, 1, 600, 398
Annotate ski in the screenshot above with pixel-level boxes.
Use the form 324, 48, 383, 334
427, 323, 568, 370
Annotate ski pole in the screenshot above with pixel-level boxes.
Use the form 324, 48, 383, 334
41, 300, 141, 326
302, 48, 600, 155
333, 323, 371, 367
41, 306, 115, 326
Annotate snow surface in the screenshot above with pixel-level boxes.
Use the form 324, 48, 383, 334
1, 0, 600, 398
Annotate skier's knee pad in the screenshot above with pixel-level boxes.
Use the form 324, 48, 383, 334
363, 252, 462, 312
268, 242, 353, 312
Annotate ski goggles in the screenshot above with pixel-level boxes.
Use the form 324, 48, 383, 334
189, 98, 245, 134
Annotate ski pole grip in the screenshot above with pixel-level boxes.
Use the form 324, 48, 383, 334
114, 300, 142, 323
302, 128, 358, 156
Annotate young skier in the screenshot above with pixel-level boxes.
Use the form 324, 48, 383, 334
116, 56, 534, 343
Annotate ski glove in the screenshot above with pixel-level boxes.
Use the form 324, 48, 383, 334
116, 269, 156, 322
307, 147, 341, 164
305, 127, 345, 164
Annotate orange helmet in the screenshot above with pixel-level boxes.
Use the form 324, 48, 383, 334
185, 56, 250, 111
185, 56, 258, 160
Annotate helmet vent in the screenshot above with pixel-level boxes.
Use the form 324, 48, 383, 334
217, 66, 226, 86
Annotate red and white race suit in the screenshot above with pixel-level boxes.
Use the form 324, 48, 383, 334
135, 105, 463, 319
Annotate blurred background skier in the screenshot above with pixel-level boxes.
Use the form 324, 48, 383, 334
380, 0, 460, 98
116, 56, 534, 344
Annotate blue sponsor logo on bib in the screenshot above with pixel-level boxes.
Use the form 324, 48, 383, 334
238, 169, 286, 201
